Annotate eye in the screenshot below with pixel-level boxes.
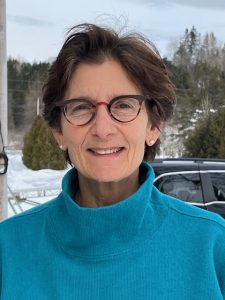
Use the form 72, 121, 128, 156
112, 98, 139, 111
66, 101, 94, 116
116, 102, 132, 109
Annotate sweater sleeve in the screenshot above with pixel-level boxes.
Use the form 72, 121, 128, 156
214, 226, 225, 298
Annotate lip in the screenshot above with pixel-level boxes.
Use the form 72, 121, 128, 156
87, 147, 125, 157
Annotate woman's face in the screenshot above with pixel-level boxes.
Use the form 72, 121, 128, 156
53, 60, 159, 182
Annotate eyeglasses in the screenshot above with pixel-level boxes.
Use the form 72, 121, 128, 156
55, 95, 150, 126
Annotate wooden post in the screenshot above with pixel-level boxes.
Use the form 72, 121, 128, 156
0, 0, 8, 220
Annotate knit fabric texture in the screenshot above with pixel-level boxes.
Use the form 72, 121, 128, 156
1, 162, 225, 299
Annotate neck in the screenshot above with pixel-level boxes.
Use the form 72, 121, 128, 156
76, 169, 140, 208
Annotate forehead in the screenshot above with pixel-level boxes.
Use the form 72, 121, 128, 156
64, 60, 140, 100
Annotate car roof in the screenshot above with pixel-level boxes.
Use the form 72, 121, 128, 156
151, 158, 225, 173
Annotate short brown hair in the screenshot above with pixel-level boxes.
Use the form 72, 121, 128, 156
42, 23, 176, 162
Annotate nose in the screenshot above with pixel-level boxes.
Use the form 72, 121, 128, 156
90, 104, 117, 139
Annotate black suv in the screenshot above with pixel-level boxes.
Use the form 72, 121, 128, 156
151, 158, 225, 218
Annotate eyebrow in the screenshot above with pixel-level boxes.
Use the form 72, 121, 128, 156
64, 96, 95, 101
64, 94, 126, 103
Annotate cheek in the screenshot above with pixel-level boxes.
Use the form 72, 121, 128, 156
65, 131, 86, 167
136, 120, 149, 140
62, 122, 82, 145
127, 123, 149, 152
61, 126, 85, 158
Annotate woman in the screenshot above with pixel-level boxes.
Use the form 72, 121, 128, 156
1, 23, 225, 299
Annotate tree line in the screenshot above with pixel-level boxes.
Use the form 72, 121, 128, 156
8, 60, 50, 138
171, 27, 225, 129
163, 27, 225, 157
7, 27, 225, 168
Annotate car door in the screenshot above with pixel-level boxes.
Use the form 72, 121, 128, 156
153, 171, 206, 210
200, 169, 225, 218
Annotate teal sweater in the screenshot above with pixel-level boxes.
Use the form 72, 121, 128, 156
1, 162, 225, 299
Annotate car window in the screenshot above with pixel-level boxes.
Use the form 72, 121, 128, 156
209, 172, 225, 202
154, 173, 203, 203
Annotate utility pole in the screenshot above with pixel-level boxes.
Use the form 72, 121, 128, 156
37, 97, 40, 115
0, 0, 8, 220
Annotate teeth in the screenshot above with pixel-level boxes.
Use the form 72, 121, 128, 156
91, 147, 121, 155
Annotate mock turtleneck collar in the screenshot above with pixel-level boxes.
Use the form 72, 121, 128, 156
48, 162, 169, 259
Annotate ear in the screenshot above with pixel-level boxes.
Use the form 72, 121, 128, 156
145, 122, 161, 147
51, 128, 67, 151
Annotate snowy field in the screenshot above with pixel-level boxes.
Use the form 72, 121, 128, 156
7, 151, 69, 218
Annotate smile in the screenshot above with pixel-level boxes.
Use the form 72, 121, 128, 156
88, 147, 123, 155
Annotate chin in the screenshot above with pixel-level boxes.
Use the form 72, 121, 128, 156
88, 168, 138, 183
90, 173, 124, 183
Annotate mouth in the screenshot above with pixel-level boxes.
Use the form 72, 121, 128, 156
87, 147, 124, 156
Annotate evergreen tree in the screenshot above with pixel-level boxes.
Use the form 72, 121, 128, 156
7, 59, 26, 131
183, 108, 225, 158
168, 27, 225, 153
22, 115, 66, 170
8, 59, 50, 136
173, 26, 200, 70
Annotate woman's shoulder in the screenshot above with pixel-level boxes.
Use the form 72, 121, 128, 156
0, 196, 59, 237
161, 190, 225, 230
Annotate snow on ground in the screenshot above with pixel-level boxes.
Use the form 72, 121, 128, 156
7, 151, 69, 218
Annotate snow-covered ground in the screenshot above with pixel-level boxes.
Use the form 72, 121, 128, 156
6, 151, 69, 218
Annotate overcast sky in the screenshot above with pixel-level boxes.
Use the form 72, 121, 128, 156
6, 0, 225, 62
